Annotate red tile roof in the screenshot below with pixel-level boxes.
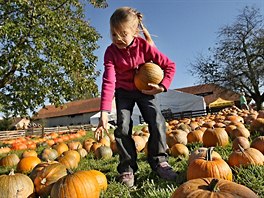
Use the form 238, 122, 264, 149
34, 97, 101, 119
33, 83, 241, 119
176, 83, 240, 106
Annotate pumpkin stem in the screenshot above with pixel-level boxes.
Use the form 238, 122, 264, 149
238, 143, 245, 153
207, 179, 220, 192
66, 168, 74, 175
9, 169, 15, 175
206, 147, 214, 161
41, 178, 47, 185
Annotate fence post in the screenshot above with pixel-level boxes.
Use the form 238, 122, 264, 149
41, 125, 45, 137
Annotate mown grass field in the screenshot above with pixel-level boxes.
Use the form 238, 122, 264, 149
0, 125, 263, 198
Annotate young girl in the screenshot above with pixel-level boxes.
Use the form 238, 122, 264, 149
95, 7, 176, 187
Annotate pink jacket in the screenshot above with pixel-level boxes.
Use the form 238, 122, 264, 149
100, 36, 176, 111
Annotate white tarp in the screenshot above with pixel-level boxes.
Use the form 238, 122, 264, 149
157, 89, 206, 113
90, 89, 206, 126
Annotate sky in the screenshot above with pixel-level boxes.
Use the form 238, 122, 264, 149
84, 0, 264, 91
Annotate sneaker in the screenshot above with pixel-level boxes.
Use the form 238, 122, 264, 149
155, 162, 177, 181
118, 172, 134, 187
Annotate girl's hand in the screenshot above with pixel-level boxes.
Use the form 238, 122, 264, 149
94, 111, 109, 141
141, 83, 164, 95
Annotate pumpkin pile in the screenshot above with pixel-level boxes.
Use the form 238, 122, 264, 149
0, 106, 263, 197
0, 129, 108, 198
167, 107, 263, 197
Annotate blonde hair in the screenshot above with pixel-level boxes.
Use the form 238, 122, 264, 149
110, 7, 154, 46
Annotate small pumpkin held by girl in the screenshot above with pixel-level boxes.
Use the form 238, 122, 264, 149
95, 6, 176, 187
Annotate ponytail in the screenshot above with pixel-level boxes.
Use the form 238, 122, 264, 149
136, 11, 155, 46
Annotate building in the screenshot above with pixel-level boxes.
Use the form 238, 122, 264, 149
176, 83, 241, 108
33, 83, 242, 127
33, 98, 101, 127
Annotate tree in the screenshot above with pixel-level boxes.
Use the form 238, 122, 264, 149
0, 0, 108, 116
0, 112, 15, 131
190, 6, 264, 110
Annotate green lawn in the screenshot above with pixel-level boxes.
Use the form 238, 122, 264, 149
0, 127, 263, 198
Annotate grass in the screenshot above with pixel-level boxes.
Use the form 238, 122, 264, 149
0, 127, 263, 198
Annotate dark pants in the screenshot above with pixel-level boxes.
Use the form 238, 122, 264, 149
114, 88, 168, 174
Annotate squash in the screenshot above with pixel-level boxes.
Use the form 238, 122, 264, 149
94, 145, 113, 159
40, 148, 59, 161
134, 62, 164, 91
0, 153, 20, 167
0, 169, 34, 198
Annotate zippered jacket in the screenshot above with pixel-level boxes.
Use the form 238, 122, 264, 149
100, 36, 176, 111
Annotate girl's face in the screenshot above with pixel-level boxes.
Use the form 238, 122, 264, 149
111, 26, 137, 49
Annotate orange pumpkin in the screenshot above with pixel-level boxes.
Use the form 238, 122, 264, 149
232, 136, 250, 151
134, 62, 164, 91
169, 143, 189, 158
132, 135, 146, 152
187, 129, 204, 143
52, 142, 69, 156
34, 163, 67, 197
171, 178, 258, 198
17, 156, 41, 174
57, 154, 79, 169
86, 170, 108, 191
188, 147, 222, 165
202, 127, 229, 147
21, 150, 38, 158
50, 170, 100, 198
67, 141, 83, 150
251, 136, 264, 154
62, 150, 81, 163
228, 145, 264, 167
187, 147, 232, 181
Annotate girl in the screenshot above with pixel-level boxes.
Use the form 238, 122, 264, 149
95, 7, 176, 187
